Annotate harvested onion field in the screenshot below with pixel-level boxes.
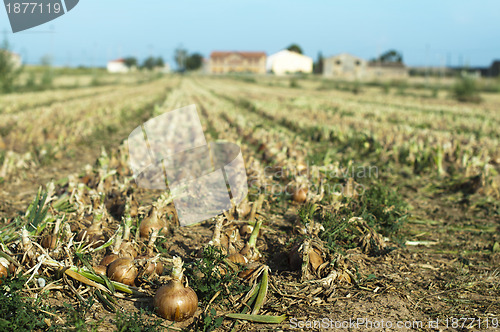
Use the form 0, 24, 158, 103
0, 75, 499, 331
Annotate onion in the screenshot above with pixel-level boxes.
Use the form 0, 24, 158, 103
100, 254, 119, 267
154, 256, 198, 322
117, 241, 138, 259
41, 235, 57, 250
76, 228, 105, 248
136, 255, 164, 278
292, 187, 308, 203
139, 206, 168, 239
0, 258, 9, 284
239, 224, 254, 237
154, 280, 198, 322
237, 201, 252, 218
107, 258, 138, 286
93, 265, 107, 276
238, 262, 260, 280
288, 244, 323, 272
309, 248, 323, 271
227, 253, 248, 265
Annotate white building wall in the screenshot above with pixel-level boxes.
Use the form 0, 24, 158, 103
107, 61, 129, 73
267, 50, 313, 75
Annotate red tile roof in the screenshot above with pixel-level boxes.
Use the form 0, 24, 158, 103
210, 51, 266, 59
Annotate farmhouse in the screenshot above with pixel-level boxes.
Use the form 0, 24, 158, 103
107, 58, 129, 73
266, 50, 313, 75
323, 53, 409, 80
323, 53, 368, 79
209, 51, 266, 74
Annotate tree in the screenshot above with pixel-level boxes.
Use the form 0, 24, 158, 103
376, 49, 403, 63
0, 37, 22, 93
287, 44, 303, 54
155, 57, 164, 68
313, 51, 324, 74
174, 47, 187, 71
185, 53, 203, 71
123, 57, 138, 68
142, 56, 156, 70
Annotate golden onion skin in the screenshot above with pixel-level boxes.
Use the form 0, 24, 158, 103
309, 248, 324, 272
136, 255, 164, 277
292, 187, 308, 203
41, 235, 57, 250
117, 241, 138, 259
139, 208, 168, 239
100, 254, 120, 267
227, 253, 247, 265
107, 258, 138, 286
154, 280, 198, 322
0, 265, 7, 284
93, 265, 107, 276
288, 244, 323, 272
0, 258, 10, 284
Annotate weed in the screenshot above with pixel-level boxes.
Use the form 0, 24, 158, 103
191, 308, 224, 332
185, 246, 250, 305
114, 308, 163, 332
0, 275, 53, 331
62, 300, 101, 332
289, 78, 300, 88
453, 74, 481, 103
356, 182, 409, 235
310, 181, 408, 252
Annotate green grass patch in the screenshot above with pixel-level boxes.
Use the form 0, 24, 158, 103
0, 275, 54, 331
185, 246, 250, 306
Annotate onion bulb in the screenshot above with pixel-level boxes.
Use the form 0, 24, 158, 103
41, 235, 57, 250
227, 253, 248, 265
107, 258, 138, 286
239, 224, 254, 237
100, 254, 119, 267
238, 262, 260, 280
139, 206, 168, 239
0, 258, 9, 284
309, 248, 323, 271
93, 265, 107, 276
136, 255, 164, 278
236, 201, 252, 218
292, 187, 308, 203
154, 280, 198, 322
154, 256, 197, 322
288, 243, 323, 272
117, 241, 138, 259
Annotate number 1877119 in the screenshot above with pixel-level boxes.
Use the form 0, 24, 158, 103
5, 2, 61, 14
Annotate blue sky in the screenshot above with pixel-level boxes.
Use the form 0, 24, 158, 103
1, 0, 499, 68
